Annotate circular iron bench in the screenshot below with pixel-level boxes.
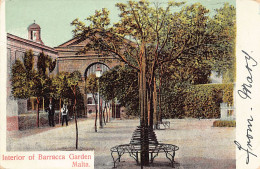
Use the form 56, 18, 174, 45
110, 126, 179, 168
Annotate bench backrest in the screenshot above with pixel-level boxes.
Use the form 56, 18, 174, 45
129, 126, 159, 150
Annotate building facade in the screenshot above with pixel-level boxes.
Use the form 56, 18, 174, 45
7, 23, 125, 131
54, 36, 124, 117
7, 23, 58, 131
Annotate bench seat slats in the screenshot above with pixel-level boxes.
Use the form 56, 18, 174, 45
110, 126, 179, 168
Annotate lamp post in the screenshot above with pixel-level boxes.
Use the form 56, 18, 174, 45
96, 67, 102, 128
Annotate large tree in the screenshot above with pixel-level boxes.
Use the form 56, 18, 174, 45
159, 3, 236, 119
71, 0, 235, 165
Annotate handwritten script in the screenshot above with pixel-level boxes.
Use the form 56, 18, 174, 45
234, 114, 257, 164
235, 50, 258, 164
237, 50, 258, 99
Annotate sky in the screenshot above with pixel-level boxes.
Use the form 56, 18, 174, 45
6, 0, 235, 48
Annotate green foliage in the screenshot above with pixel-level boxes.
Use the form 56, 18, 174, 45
213, 120, 236, 127
67, 71, 82, 87
11, 60, 29, 99
37, 52, 57, 76
74, 86, 85, 116
222, 84, 234, 104
184, 84, 222, 118
99, 68, 117, 102
85, 73, 98, 97
52, 72, 71, 100
87, 8, 110, 29
99, 66, 139, 116
11, 50, 57, 100
160, 81, 188, 119
11, 50, 56, 127
67, 71, 84, 114
32, 52, 54, 99
11, 50, 85, 116
30, 73, 52, 99
48, 57, 56, 73
71, 1, 236, 85
208, 3, 236, 82
23, 50, 34, 73
11, 50, 35, 99
52, 71, 85, 114
71, 1, 236, 122
158, 3, 235, 119
37, 52, 48, 76
161, 83, 233, 119
183, 84, 233, 118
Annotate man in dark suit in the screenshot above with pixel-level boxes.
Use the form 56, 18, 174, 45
61, 103, 68, 126
46, 103, 55, 127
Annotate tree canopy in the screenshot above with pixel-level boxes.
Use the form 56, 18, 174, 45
11, 50, 34, 99
71, 1, 236, 164
71, 0, 235, 122
99, 66, 139, 116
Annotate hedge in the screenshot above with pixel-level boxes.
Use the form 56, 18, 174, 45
213, 120, 236, 127
183, 83, 233, 118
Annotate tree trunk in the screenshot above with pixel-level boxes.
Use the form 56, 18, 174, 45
36, 97, 40, 128
153, 76, 157, 129
112, 100, 115, 118
72, 86, 78, 149
158, 65, 163, 126
139, 43, 149, 166
103, 102, 106, 125
105, 103, 109, 123
75, 109, 78, 149
43, 97, 45, 115
108, 103, 111, 122
59, 98, 61, 124
148, 73, 156, 129
85, 105, 88, 118
93, 94, 98, 132
99, 98, 103, 128
95, 104, 98, 132
31, 99, 35, 110
148, 83, 154, 129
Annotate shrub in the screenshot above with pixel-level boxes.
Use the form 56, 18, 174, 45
213, 120, 236, 127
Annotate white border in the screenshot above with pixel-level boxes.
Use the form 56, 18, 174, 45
236, 0, 260, 168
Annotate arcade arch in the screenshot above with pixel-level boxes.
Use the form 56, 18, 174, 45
84, 62, 110, 115
84, 62, 110, 80
55, 36, 124, 118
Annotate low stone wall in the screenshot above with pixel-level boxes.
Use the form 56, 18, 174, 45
18, 112, 68, 130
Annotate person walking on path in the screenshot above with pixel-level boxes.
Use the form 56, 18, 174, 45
61, 103, 68, 126
46, 103, 55, 127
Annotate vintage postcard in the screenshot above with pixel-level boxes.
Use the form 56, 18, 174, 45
0, 0, 260, 168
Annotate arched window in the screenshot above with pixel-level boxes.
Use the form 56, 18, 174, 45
87, 97, 93, 104
88, 110, 92, 114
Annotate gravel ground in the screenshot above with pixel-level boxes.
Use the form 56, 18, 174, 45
7, 118, 235, 169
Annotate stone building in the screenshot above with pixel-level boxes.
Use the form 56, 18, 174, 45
7, 23, 58, 131
7, 23, 125, 131
54, 36, 124, 118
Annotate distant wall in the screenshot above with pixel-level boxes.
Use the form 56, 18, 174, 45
18, 112, 70, 130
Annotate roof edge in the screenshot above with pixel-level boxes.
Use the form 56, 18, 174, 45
7, 33, 58, 54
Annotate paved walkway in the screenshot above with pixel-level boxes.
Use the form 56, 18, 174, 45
7, 118, 235, 169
